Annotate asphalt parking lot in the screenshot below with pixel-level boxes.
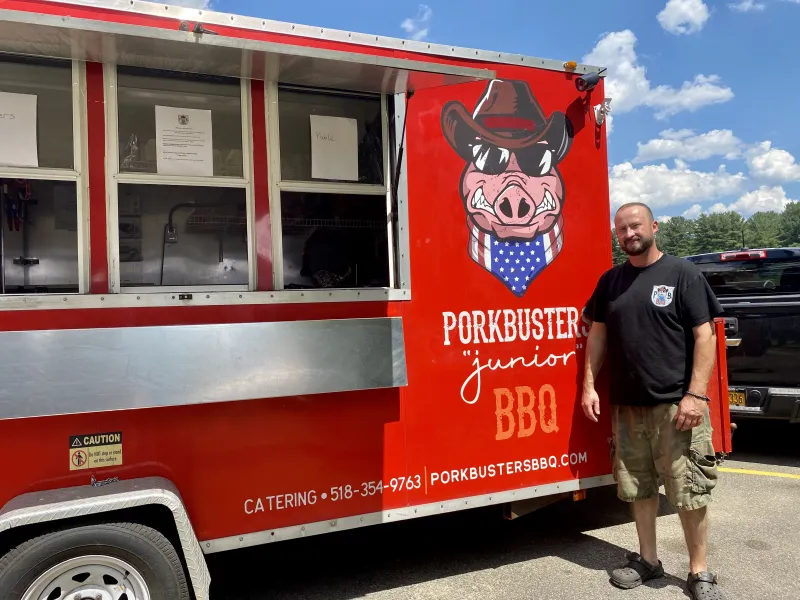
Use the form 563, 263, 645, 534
208, 419, 800, 600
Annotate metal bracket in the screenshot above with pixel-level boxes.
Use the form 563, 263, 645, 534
0, 476, 210, 600
12, 256, 39, 266
594, 98, 612, 126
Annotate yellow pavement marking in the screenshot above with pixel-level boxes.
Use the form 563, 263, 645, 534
719, 467, 800, 480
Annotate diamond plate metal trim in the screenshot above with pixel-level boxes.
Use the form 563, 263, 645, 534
0, 477, 210, 600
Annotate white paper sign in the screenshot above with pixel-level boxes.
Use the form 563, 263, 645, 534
155, 106, 214, 177
310, 115, 358, 181
0, 91, 38, 168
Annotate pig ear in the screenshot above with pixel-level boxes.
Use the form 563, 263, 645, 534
548, 113, 574, 163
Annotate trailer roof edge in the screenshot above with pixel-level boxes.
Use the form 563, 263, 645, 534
0, 8, 497, 94
42, 0, 607, 76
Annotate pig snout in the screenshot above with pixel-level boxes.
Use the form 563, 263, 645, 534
496, 185, 534, 225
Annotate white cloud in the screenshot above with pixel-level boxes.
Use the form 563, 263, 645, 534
658, 215, 673, 222
609, 160, 748, 210
401, 5, 432, 41
682, 204, 704, 218
635, 129, 744, 163
658, 0, 711, 35
746, 141, 800, 182
728, 186, 797, 214
729, 0, 766, 11
673, 187, 796, 219
583, 30, 733, 119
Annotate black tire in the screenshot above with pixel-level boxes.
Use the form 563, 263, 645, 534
0, 521, 191, 600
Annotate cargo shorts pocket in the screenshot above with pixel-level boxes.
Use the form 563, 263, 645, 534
687, 444, 718, 494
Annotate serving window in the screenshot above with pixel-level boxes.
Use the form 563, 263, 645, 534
0, 54, 85, 296
107, 66, 253, 293
270, 85, 396, 291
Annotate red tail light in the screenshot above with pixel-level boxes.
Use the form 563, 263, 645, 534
720, 250, 767, 261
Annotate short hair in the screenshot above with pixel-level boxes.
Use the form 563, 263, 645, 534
616, 202, 654, 222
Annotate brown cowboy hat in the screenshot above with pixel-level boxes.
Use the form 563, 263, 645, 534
441, 79, 573, 163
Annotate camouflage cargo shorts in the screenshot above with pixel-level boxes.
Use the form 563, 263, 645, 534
610, 402, 718, 511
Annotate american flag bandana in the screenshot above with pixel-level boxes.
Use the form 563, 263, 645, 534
468, 216, 564, 298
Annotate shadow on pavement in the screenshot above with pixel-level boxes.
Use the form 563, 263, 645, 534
208, 485, 690, 600
727, 419, 800, 468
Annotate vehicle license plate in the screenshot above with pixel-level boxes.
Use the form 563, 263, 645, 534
728, 390, 746, 406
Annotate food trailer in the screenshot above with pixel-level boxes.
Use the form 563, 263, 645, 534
0, 1, 733, 598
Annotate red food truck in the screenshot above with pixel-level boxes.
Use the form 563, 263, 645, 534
0, 1, 733, 598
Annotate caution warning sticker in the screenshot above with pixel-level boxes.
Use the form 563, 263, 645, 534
69, 432, 123, 471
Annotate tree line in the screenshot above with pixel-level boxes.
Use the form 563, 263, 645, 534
611, 202, 800, 265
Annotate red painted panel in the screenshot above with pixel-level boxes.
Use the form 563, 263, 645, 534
250, 81, 273, 290
399, 67, 613, 507
710, 318, 734, 454
86, 61, 109, 294
0, 391, 408, 540
0, 302, 393, 332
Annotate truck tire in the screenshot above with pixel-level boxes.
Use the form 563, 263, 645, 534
0, 521, 190, 600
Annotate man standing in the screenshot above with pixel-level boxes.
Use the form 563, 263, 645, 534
581, 203, 727, 600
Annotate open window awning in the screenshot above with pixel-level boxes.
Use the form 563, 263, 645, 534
0, 9, 496, 93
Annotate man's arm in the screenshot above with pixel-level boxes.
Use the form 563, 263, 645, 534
582, 320, 607, 422
689, 321, 716, 396
675, 321, 717, 431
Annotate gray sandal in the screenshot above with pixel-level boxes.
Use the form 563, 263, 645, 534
610, 552, 665, 589
687, 572, 728, 600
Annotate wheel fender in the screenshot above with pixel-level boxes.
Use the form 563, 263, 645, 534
0, 476, 210, 600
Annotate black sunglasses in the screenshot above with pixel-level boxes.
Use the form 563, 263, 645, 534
469, 141, 553, 177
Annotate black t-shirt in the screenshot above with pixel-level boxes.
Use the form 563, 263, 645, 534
584, 253, 724, 407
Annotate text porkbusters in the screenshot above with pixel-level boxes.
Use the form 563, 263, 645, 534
443, 307, 590, 346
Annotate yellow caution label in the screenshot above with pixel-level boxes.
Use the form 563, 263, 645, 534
69, 432, 123, 471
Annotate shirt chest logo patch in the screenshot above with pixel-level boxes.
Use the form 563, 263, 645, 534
651, 285, 675, 307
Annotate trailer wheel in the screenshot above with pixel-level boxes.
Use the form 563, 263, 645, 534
0, 522, 190, 600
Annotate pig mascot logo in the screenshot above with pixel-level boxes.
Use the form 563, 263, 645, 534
441, 79, 574, 297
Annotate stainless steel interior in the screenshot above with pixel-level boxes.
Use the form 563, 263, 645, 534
117, 184, 248, 288
1, 179, 79, 294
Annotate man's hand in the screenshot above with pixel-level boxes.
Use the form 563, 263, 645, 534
675, 395, 706, 431
582, 387, 601, 423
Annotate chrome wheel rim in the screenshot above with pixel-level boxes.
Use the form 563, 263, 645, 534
21, 555, 151, 600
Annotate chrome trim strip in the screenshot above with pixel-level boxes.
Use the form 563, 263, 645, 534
0, 477, 210, 600
393, 92, 411, 291
729, 406, 764, 414
39, 0, 604, 75
726, 338, 742, 347
768, 387, 800, 397
201, 474, 615, 554
721, 302, 800, 308
0, 317, 408, 420
0, 288, 411, 311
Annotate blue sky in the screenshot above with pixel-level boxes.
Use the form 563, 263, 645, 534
174, 0, 800, 220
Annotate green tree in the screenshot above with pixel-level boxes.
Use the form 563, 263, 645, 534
611, 229, 627, 265
744, 211, 782, 249
656, 217, 698, 257
779, 202, 800, 246
693, 212, 745, 254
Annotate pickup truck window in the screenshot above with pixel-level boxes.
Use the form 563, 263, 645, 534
696, 258, 800, 296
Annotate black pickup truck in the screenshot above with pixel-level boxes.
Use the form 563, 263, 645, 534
685, 248, 800, 424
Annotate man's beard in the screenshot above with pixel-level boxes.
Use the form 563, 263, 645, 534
622, 234, 654, 256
